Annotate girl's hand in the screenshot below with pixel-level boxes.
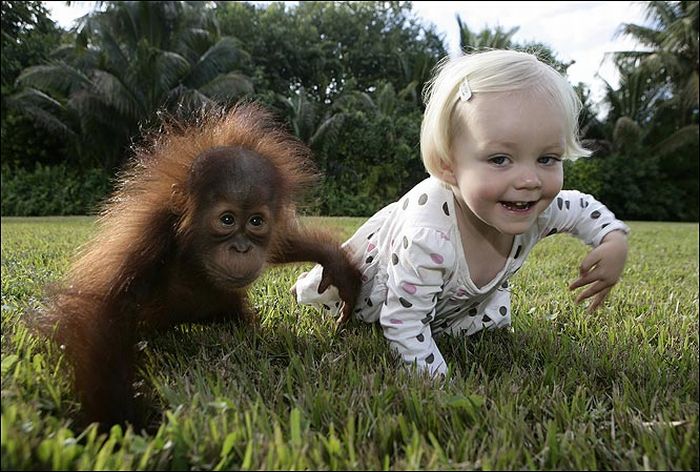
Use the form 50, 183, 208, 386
568, 230, 628, 312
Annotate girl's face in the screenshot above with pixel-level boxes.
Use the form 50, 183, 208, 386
441, 90, 565, 236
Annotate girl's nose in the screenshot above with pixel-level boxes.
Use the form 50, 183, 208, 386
515, 168, 542, 189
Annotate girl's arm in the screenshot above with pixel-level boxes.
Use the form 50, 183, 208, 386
540, 190, 630, 311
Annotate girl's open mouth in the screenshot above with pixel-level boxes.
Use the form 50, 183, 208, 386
500, 201, 536, 212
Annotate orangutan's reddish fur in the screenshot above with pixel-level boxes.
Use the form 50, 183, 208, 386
40, 103, 361, 429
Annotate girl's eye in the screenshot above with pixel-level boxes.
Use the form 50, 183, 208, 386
249, 216, 264, 227
539, 155, 562, 165
488, 155, 510, 166
220, 214, 235, 226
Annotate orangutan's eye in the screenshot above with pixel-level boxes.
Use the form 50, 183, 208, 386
249, 216, 264, 227
220, 213, 235, 226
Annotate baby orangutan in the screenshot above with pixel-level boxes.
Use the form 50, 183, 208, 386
39, 103, 361, 429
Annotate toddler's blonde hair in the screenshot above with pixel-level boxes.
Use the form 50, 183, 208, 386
420, 49, 591, 180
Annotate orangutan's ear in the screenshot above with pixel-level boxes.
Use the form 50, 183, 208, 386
169, 183, 187, 215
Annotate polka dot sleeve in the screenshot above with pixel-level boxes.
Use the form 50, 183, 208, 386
540, 190, 630, 246
379, 227, 456, 377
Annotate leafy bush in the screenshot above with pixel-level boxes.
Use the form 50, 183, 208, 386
1, 164, 112, 216
564, 154, 698, 222
315, 110, 427, 216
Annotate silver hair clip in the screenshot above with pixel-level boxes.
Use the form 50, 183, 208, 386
458, 77, 473, 102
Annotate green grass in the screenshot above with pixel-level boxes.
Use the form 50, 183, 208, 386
1, 216, 698, 470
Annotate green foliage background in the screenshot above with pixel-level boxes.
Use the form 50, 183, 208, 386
1, 1, 698, 220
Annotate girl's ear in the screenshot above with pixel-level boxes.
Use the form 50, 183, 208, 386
438, 160, 458, 186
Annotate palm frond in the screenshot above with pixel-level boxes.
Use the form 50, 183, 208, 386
198, 72, 254, 101
96, 29, 130, 73
67, 90, 116, 127
310, 113, 347, 148
683, 71, 699, 108
16, 63, 92, 96
8, 89, 76, 139
651, 124, 700, 157
155, 51, 192, 94
376, 82, 397, 116
456, 15, 473, 53
176, 27, 213, 63
91, 70, 144, 121
336, 91, 376, 112
174, 88, 216, 113
613, 116, 642, 149
10, 87, 65, 111
615, 23, 663, 49
185, 37, 250, 88
643, 1, 678, 30
397, 81, 418, 101
20, 106, 77, 139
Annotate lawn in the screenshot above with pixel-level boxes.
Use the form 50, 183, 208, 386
1, 216, 698, 470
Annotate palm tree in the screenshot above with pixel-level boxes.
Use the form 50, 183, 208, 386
597, 0, 699, 166
584, 61, 696, 160
455, 17, 573, 73
602, 64, 662, 155
395, 49, 436, 107
11, 1, 253, 171
586, 3, 700, 222
456, 16, 519, 52
276, 88, 349, 150
611, 1, 698, 126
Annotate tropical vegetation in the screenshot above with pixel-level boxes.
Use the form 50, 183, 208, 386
1, 1, 698, 220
